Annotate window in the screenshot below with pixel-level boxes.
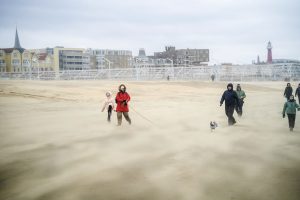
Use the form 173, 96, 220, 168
0, 52, 3, 57
12, 59, 20, 64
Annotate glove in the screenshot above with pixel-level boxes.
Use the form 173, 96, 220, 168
122, 100, 127, 106
220, 103, 222, 107
283, 114, 285, 118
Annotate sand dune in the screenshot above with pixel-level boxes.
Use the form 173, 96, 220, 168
0, 80, 300, 200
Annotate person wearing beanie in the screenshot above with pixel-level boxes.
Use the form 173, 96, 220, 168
220, 83, 239, 125
282, 95, 300, 132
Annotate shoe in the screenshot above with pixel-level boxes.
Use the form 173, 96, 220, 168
290, 128, 293, 132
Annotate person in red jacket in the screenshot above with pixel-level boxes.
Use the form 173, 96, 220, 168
115, 84, 131, 126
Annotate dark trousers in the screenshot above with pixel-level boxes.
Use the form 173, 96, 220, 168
117, 112, 131, 125
287, 114, 296, 129
298, 96, 300, 104
235, 99, 244, 116
225, 105, 236, 125
107, 105, 112, 122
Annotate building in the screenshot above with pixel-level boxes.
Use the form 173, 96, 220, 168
52, 47, 87, 71
154, 46, 209, 66
0, 28, 55, 72
0, 28, 25, 72
90, 49, 133, 69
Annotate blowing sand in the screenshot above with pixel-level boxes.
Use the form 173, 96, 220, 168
0, 80, 300, 200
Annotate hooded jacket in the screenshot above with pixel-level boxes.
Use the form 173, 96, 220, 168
283, 99, 300, 115
236, 85, 246, 100
284, 85, 293, 98
220, 83, 239, 106
101, 92, 115, 112
295, 86, 300, 97
115, 84, 131, 112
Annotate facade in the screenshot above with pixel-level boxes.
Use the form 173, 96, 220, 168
53, 47, 87, 71
0, 28, 55, 72
154, 46, 209, 66
0, 28, 25, 72
90, 49, 133, 69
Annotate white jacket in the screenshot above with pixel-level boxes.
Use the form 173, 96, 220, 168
101, 92, 115, 111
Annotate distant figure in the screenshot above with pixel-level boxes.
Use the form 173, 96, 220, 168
295, 83, 300, 104
284, 83, 293, 101
235, 84, 246, 117
211, 74, 215, 82
220, 83, 239, 125
115, 84, 131, 126
101, 91, 115, 122
167, 75, 170, 81
282, 95, 300, 132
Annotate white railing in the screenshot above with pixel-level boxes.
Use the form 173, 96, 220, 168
0, 63, 299, 81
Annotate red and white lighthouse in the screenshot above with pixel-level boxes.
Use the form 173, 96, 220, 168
267, 41, 272, 64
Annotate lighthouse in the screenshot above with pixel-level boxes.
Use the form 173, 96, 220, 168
267, 41, 272, 64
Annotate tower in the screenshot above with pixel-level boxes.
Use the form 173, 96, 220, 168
138, 48, 146, 57
14, 27, 22, 49
267, 41, 272, 64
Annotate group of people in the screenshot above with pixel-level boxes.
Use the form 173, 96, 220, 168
282, 83, 300, 131
101, 82, 300, 132
101, 84, 131, 126
220, 83, 246, 125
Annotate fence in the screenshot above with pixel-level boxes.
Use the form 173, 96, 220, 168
0, 63, 299, 81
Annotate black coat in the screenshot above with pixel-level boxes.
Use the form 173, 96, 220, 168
295, 87, 300, 97
220, 90, 239, 107
284, 86, 293, 98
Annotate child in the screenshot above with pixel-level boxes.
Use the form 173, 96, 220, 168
282, 95, 300, 131
101, 91, 115, 122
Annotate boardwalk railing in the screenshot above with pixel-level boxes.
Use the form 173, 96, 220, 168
0, 64, 299, 81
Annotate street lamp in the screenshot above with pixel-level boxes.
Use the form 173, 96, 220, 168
32, 51, 40, 79
102, 57, 112, 79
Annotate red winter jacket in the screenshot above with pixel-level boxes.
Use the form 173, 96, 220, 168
115, 92, 131, 112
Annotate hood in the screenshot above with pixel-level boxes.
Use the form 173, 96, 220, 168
106, 91, 112, 97
227, 83, 233, 90
119, 84, 126, 93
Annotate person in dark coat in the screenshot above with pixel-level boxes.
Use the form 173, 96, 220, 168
295, 83, 300, 104
220, 83, 239, 125
235, 84, 246, 117
115, 84, 131, 126
284, 83, 293, 101
282, 95, 300, 132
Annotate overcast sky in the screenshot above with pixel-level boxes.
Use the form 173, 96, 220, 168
0, 0, 299, 64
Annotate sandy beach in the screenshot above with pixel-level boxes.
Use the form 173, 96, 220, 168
0, 80, 300, 200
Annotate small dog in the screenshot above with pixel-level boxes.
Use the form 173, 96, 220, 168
210, 121, 218, 131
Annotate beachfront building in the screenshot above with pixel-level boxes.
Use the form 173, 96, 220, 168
52, 47, 89, 71
90, 49, 133, 69
154, 46, 209, 66
0, 28, 25, 72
